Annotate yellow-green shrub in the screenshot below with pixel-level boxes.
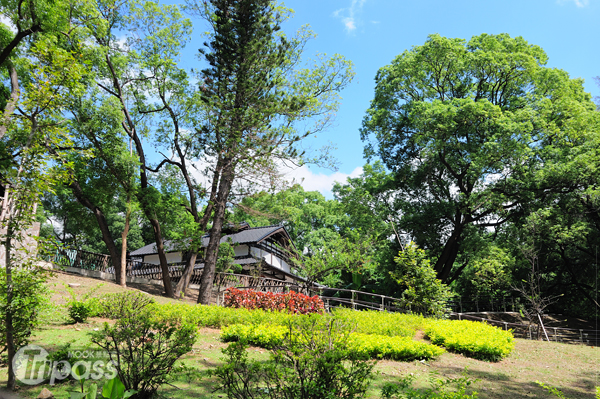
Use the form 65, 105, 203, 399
424, 319, 514, 361
221, 323, 444, 361
332, 308, 427, 337
348, 333, 444, 361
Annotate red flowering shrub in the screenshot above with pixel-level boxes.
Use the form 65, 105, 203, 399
224, 288, 324, 314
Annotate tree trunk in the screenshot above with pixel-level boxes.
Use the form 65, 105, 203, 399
174, 251, 198, 298
197, 164, 234, 305
434, 224, 465, 283
119, 200, 131, 287
147, 217, 174, 297
69, 181, 124, 285
5, 220, 16, 390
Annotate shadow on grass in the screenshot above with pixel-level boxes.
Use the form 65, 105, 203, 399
430, 364, 596, 399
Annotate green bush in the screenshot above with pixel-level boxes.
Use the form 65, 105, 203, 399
424, 320, 514, 361
96, 291, 155, 319
0, 265, 50, 355
332, 308, 426, 337
213, 317, 376, 399
221, 324, 287, 349
381, 371, 479, 398
221, 322, 444, 362
65, 283, 103, 323
90, 307, 198, 398
69, 301, 91, 323
349, 333, 444, 361
390, 243, 453, 317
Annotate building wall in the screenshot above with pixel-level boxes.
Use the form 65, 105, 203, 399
234, 244, 249, 257
250, 246, 291, 273
143, 251, 182, 265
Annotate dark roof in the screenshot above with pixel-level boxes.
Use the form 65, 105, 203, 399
130, 225, 291, 257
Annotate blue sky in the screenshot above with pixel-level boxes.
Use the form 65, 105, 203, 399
266, 0, 600, 197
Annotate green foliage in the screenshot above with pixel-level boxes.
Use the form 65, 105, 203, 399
391, 243, 453, 317
220, 322, 444, 362
0, 265, 50, 355
90, 307, 198, 397
65, 283, 103, 323
381, 371, 478, 399
331, 308, 425, 338
70, 376, 138, 399
213, 317, 375, 399
69, 302, 92, 324
216, 241, 241, 274
360, 32, 599, 287
95, 291, 155, 320
348, 333, 444, 361
220, 323, 285, 348
424, 320, 515, 361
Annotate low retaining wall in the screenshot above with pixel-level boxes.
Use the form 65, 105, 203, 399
55, 265, 201, 290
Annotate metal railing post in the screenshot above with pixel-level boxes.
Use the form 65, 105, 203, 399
351, 290, 355, 310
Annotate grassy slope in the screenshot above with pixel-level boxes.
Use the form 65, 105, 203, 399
1, 271, 598, 399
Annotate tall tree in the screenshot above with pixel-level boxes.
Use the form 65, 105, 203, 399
191, 0, 354, 304
0, 2, 87, 386
360, 33, 598, 283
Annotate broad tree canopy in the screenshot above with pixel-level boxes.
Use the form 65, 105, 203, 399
361, 33, 598, 283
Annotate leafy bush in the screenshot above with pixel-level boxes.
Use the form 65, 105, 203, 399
96, 291, 155, 319
213, 317, 376, 399
221, 322, 444, 361
221, 324, 288, 349
424, 320, 514, 361
381, 371, 479, 398
331, 308, 426, 338
148, 302, 296, 328
224, 288, 324, 314
69, 301, 91, 323
348, 333, 444, 361
390, 243, 453, 317
90, 307, 198, 398
65, 283, 103, 323
0, 265, 50, 355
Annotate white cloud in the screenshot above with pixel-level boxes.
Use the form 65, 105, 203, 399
333, 0, 367, 34
0, 15, 16, 33
557, 0, 590, 7
283, 165, 363, 198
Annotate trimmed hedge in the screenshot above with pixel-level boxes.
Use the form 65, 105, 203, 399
221, 323, 445, 361
332, 308, 426, 338
424, 319, 515, 361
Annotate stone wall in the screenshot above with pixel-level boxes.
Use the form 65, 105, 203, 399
0, 222, 41, 267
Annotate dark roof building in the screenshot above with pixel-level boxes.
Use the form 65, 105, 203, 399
129, 224, 300, 282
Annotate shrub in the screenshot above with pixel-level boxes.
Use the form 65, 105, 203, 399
381, 371, 479, 398
224, 288, 324, 314
331, 308, 426, 338
96, 291, 155, 319
0, 265, 50, 355
65, 283, 103, 323
348, 333, 444, 361
221, 324, 288, 349
68, 302, 91, 323
390, 243, 453, 317
90, 307, 198, 398
424, 320, 514, 361
221, 322, 444, 361
213, 316, 376, 399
